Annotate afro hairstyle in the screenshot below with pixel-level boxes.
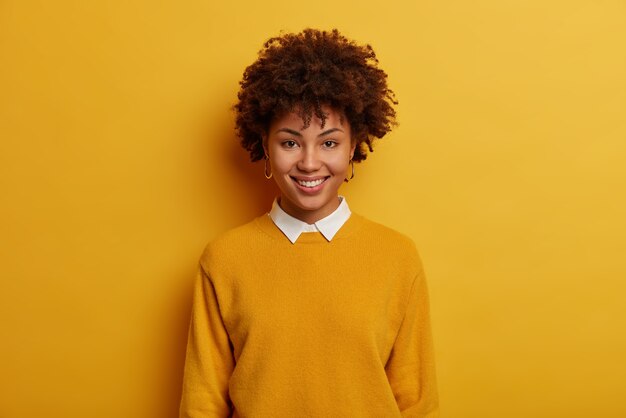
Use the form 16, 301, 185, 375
233, 28, 398, 163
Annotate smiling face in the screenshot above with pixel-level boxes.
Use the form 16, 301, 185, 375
264, 106, 356, 224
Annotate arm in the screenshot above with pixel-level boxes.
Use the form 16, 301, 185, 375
179, 266, 235, 418
385, 271, 440, 417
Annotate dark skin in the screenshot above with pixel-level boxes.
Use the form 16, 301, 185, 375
234, 28, 398, 164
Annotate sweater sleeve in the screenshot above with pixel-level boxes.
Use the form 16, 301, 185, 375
179, 265, 235, 418
385, 271, 440, 418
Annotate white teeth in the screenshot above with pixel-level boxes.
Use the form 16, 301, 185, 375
296, 178, 325, 188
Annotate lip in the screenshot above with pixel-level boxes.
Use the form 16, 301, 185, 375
291, 176, 328, 181
291, 176, 330, 194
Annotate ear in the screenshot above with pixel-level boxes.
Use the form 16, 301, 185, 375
261, 133, 269, 158
350, 139, 357, 161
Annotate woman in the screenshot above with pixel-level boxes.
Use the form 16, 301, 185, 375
180, 28, 439, 417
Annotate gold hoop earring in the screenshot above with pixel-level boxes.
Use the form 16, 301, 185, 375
344, 160, 355, 183
264, 156, 273, 179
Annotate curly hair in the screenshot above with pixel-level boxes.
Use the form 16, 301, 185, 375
234, 28, 398, 163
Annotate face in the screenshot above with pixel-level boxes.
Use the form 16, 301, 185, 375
264, 106, 356, 224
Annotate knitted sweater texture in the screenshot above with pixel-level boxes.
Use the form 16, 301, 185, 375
179, 213, 439, 417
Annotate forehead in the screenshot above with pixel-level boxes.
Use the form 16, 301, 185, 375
270, 106, 347, 131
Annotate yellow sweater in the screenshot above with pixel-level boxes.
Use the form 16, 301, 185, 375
180, 213, 439, 417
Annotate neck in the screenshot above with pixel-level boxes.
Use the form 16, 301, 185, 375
278, 196, 341, 224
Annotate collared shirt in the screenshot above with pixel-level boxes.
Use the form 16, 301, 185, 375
268, 196, 352, 244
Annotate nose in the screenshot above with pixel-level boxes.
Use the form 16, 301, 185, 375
297, 146, 322, 172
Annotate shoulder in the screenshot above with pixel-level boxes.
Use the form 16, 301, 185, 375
346, 213, 426, 282
199, 214, 271, 269
349, 213, 422, 263
352, 213, 417, 248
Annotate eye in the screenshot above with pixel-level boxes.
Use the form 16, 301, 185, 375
282, 140, 298, 148
323, 140, 338, 148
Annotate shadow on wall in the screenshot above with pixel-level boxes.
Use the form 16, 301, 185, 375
165, 113, 277, 418
226, 126, 278, 219
164, 263, 199, 418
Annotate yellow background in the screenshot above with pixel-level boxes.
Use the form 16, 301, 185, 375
1, 1, 625, 417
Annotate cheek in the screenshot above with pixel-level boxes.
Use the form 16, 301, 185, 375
270, 154, 295, 175
327, 155, 350, 174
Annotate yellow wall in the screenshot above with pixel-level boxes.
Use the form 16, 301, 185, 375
1, 1, 625, 417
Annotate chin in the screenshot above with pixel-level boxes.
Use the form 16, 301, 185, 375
292, 198, 327, 211
284, 192, 333, 209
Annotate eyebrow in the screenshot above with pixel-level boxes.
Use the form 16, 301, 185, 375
274, 127, 344, 137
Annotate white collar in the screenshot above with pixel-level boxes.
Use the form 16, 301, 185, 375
268, 196, 351, 244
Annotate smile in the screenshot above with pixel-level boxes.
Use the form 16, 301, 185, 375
291, 176, 329, 192
296, 178, 326, 187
